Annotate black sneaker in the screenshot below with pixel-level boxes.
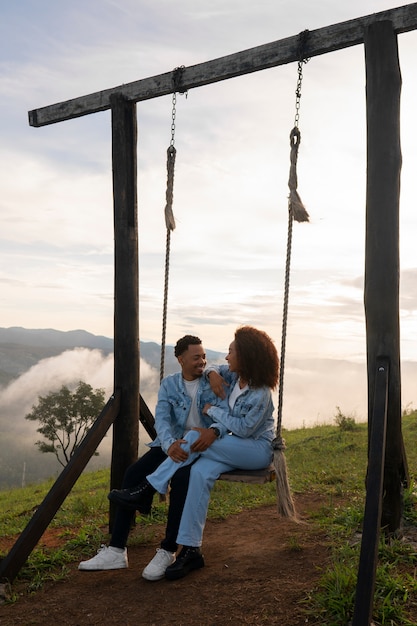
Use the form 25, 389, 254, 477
165, 546, 205, 580
107, 479, 153, 512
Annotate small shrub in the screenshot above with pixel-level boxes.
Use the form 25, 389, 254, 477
334, 406, 357, 431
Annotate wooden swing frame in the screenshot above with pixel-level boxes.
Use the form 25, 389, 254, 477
1, 6, 416, 622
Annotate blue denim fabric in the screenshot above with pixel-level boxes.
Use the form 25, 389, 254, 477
148, 429, 272, 496
147, 370, 276, 547
205, 364, 275, 442
177, 433, 272, 547
148, 423, 273, 547
149, 372, 224, 453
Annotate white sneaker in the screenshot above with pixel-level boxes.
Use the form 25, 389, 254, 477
142, 548, 176, 581
78, 545, 128, 571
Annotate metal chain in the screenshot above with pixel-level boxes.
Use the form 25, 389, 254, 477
294, 61, 304, 129
294, 29, 310, 129
170, 65, 187, 149
170, 91, 177, 148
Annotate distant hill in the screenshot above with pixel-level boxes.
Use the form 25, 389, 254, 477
0, 327, 113, 386
0, 327, 223, 386
0, 327, 114, 351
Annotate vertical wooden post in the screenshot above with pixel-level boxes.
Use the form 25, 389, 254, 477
110, 94, 139, 528
364, 21, 406, 534
352, 359, 389, 626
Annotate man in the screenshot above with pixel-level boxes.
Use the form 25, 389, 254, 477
78, 334, 221, 581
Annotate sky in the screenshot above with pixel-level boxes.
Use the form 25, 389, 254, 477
1, 0, 417, 429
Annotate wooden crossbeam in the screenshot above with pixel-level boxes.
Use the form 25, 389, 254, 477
139, 393, 157, 440
0, 391, 121, 584
29, 3, 417, 128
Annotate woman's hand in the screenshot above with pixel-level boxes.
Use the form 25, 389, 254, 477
208, 371, 229, 399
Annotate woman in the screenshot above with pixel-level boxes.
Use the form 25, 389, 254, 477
109, 325, 279, 580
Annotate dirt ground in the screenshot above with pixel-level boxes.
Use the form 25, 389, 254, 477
0, 493, 331, 625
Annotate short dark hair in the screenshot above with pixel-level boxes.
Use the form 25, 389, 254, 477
174, 335, 202, 357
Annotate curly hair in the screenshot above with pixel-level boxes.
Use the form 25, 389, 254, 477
174, 335, 202, 357
234, 326, 279, 389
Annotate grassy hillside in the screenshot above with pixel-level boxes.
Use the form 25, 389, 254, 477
1, 411, 417, 624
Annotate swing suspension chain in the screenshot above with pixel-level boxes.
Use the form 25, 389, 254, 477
275, 35, 309, 440
159, 83, 178, 383
170, 91, 177, 148
169, 65, 187, 150
294, 61, 304, 129
294, 29, 309, 128
160, 226, 172, 383
160, 74, 184, 383
275, 205, 293, 442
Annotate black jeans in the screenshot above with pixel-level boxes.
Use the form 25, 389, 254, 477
110, 446, 191, 553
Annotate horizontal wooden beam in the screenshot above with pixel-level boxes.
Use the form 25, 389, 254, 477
29, 3, 417, 127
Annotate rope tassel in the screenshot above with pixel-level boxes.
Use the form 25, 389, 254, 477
164, 145, 177, 231
288, 127, 309, 223
272, 436, 299, 521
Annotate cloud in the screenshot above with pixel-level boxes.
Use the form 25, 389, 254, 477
0, 343, 415, 489
0, 347, 159, 435
0, 349, 113, 424
0, 1, 416, 402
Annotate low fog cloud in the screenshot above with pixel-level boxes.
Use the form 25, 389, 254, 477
0, 347, 415, 479
280, 358, 367, 429
281, 358, 417, 429
0, 348, 160, 450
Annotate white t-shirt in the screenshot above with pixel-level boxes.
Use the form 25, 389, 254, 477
183, 378, 202, 432
228, 379, 248, 410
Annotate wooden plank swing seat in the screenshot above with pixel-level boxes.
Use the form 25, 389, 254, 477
219, 465, 276, 484
140, 395, 275, 484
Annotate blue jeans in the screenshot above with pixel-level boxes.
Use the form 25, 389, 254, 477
147, 430, 272, 547
110, 446, 191, 552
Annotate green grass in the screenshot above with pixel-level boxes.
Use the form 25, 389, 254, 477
1, 409, 417, 624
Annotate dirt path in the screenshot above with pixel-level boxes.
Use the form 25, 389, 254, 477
0, 493, 329, 625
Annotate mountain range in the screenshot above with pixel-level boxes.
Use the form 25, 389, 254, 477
0, 326, 222, 386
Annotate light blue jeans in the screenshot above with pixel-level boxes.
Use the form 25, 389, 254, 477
146, 429, 272, 547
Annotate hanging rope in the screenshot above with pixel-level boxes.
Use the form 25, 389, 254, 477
160, 144, 176, 384
160, 67, 187, 383
272, 32, 310, 519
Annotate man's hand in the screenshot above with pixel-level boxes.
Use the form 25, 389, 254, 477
167, 439, 188, 462
190, 427, 217, 452
208, 371, 229, 399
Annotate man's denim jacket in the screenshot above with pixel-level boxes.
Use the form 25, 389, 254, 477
149, 372, 224, 453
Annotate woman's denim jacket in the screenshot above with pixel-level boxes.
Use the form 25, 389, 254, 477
149, 372, 224, 453
204, 364, 275, 443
